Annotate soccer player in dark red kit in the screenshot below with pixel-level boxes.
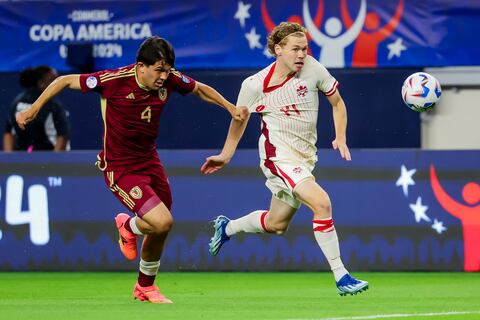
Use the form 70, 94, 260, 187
16, 36, 247, 304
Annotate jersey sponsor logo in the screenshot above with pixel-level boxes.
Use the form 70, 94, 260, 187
297, 85, 308, 97
86, 76, 98, 89
181, 75, 190, 83
126, 92, 135, 100
158, 88, 167, 101
255, 104, 266, 112
129, 186, 143, 200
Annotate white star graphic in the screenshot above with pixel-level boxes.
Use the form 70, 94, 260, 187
387, 38, 407, 60
409, 197, 431, 223
245, 27, 262, 49
431, 219, 447, 234
396, 165, 416, 197
234, 1, 251, 28
263, 45, 274, 58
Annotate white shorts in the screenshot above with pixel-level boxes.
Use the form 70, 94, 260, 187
260, 159, 315, 209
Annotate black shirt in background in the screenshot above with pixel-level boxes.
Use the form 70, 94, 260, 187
5, 87, 69, 151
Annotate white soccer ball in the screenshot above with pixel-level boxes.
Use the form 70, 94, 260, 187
401, 72, 442, 112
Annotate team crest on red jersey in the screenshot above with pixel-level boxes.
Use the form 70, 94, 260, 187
297, 85, 308, 97
129, 186, 143, 199
158, 88, 167, 101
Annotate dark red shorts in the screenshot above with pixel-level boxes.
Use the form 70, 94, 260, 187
102, 160, 172, 217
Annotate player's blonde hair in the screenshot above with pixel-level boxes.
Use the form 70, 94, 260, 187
267, 22, 307, 57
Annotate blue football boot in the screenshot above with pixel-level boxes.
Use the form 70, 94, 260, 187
336, 274, 369, 296
209, 215, 231, 256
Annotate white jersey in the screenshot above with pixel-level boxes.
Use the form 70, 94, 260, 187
236, 55, 338, 164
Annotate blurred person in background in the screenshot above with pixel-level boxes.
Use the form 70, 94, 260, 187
3, 65, 69, 152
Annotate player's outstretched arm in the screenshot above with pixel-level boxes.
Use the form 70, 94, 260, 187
201, 112, 250, 174
192, 81, 248, 121
327, 90, 352, 161
16, 75, 81, 130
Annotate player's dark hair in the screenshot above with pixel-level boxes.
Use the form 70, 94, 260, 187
136, 36, 175, 67
267, 22, 307, 57
19, 65, 54, 88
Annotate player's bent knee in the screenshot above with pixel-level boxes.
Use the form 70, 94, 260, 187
151, 216, 173, 234
268, 221, 289, 234
312, 200, 331, 216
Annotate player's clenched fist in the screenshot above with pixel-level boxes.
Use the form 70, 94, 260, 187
16, 107, 39, 130
233, 106, 249, 121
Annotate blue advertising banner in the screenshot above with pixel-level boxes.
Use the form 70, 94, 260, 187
0, 149, 479, 271
0, 0, 480, 71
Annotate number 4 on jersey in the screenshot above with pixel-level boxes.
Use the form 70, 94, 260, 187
141, 106, 152, 122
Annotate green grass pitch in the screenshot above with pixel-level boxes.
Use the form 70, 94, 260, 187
1, 272, 479, 320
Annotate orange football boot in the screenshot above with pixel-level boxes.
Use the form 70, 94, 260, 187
133, 283, 173, 304
115, 213, 138, 260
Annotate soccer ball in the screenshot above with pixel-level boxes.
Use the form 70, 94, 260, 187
401, 72, 442, 112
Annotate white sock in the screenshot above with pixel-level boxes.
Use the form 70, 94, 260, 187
225, 210, 269, 236
130, 217, 143, 235
313, 218, 348, 282
139, 259, 160, 276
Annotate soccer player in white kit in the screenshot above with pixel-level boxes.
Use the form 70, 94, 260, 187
201, 22, 368, 296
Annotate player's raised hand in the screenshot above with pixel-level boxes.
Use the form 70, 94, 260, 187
16, 107, 39, 130
232, 106, 249, 121
201, 154, 230, 174
332, 138, 352, 161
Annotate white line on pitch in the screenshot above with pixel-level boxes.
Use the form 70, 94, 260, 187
287, 310, 480, 320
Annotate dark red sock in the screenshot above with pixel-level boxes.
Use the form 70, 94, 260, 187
123, 217, 133, 233
138, 271, 156, 287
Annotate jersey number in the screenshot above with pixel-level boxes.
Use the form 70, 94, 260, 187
280, 104, 300, 116
141, 106, 152, 123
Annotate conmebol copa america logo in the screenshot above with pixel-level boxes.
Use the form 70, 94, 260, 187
86, 76, 98, 89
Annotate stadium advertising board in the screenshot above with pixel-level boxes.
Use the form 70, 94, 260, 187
0, 150, 478, 271
0, 1, 479, 71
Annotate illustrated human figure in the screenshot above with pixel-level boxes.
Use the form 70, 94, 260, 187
341, 0, 404, 67
261, 0, 323, 56
430, 165, 480, 272
303, 0, 366, 67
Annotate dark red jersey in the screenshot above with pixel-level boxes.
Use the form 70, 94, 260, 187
79, 64, 195, 170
